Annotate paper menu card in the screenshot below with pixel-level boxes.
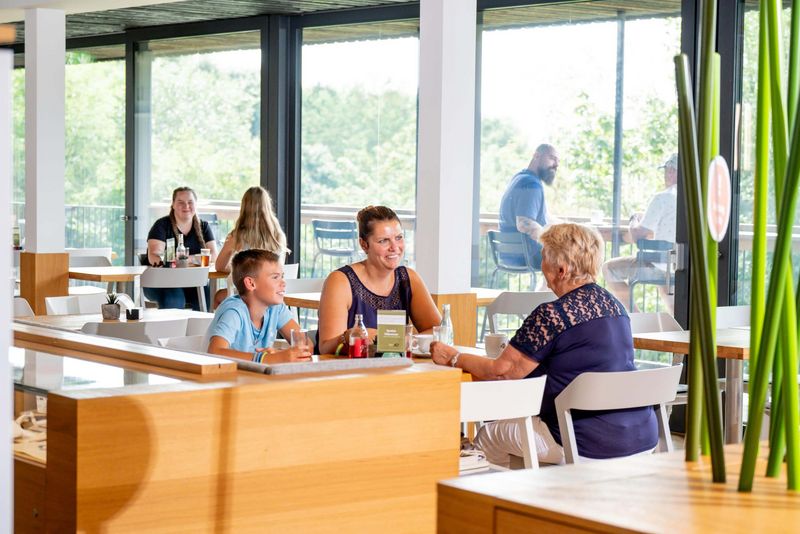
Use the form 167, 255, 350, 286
377, 310, 406, 353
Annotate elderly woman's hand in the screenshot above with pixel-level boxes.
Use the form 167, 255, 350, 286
430, 341, 458, 366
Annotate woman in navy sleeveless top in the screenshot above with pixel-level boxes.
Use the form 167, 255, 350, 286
317, 206, 442, 355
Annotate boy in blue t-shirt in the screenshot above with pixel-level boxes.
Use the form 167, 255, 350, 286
206, 249, 311, 363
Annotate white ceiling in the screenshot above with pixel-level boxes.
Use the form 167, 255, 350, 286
0, 0, 181, 24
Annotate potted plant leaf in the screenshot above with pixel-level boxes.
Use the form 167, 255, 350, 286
101, 293, 121, 320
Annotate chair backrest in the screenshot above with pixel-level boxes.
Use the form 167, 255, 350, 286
628, 312, 683, 334
635, 239, 673, 264
67, 247, 112, 260
158, 334, 206, 352
311, 219, 358, 252
140, 267, 209, 311
13, 297, 34, 317
460, 377, 546, 423
487, 230, 524, 260
460, 376, 547, 470
284, 263, 300, 279
716, 305, 750, 328
84, 318, 189, 345
45, 293, 110, 316
486, 291, 556, 334
185, 316, 213, 336
284, 278, 326, 293
555, 365, 682, 464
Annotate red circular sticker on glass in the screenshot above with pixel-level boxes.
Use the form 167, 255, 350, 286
707, 156, 731, 242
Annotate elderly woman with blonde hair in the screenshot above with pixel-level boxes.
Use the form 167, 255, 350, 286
431, 223, 657, 467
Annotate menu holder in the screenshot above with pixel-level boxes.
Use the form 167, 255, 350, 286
377, 310, 406, 354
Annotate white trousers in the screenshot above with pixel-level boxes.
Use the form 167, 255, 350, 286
474, 416, 657, 468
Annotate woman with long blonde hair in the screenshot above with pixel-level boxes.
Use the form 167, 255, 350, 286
214, 186, 288, 306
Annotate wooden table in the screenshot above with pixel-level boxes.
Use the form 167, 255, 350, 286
633, 327, 750, 444
285, 287, 503, 311
69, 265, 228, 307
438, 443, 799, 533
16, 308, 213, 333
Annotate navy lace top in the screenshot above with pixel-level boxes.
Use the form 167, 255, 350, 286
510, 283, 658, 459
338, 265, 413, 330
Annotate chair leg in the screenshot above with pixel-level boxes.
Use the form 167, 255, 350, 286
197, 286, 207, 313
490, 268, 498, 289
629, 281, 637, 312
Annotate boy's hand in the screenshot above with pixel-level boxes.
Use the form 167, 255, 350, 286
270, 346, 312, 363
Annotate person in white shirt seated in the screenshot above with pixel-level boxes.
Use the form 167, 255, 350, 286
603, 154, 678, 312
205, 249, 311, 363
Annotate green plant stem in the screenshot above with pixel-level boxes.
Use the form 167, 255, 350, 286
686, 280, 703, 461
789, 0, 800, 126
739, 88, 800, 493
675, 53, 726, 483
767, 345, 785, 476
751, 0, 771, 382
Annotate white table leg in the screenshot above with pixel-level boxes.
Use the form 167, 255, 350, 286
725, 359, 744, 444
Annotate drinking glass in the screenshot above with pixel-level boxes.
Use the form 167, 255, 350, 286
405, 324, 414, 358
291, 329, 310, 351
432, 326, 442, 342
200, 248, 211, 267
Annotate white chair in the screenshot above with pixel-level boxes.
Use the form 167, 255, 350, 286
284, 263, 300, 279
284, 278, 325, 293
628, 312, 682, 336
186, 316, 213, 336
482, 290, 557, 340
67, 247, 114, 295
158, 334, 206, 352
13, 297, 34, 317
555, 365, 682, 464
460, 376, 547, 470
45, 293, 112, 316
140, 267, 209, 312
82, 318, 189, 345
717, 305, 750, 328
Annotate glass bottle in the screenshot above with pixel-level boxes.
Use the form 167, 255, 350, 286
349, 314, 370, 359
176, 233, 188, 261
440, 304, 455, 345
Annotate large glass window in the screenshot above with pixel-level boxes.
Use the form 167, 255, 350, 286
65, 46, 126, 262
133, 31, 262, 258
476, 1, 681, 353
300, 20, 419, 279
736, 2, 800, 305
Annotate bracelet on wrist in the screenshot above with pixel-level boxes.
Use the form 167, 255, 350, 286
450, 352, 461, 368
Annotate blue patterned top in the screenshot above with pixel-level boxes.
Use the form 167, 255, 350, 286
338, 265, 412, 330
510, 283, 658, 459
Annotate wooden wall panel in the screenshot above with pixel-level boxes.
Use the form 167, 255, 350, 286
19, 252, 69, 315
14, 458, 46, 533
432, 293, 478, 347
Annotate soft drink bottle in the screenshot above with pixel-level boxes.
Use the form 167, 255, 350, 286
348, 314, 370, 358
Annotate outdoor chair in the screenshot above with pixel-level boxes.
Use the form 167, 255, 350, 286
481, 290, 556, 341
629, 239, 674, 312
310, 219, 359, 277
555, 365, 681, 464
460, 376, 546, 471
139, 267, 210, 312
486, 230, 539, 290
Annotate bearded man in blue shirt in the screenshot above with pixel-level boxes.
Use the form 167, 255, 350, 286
498, 144, 560, 270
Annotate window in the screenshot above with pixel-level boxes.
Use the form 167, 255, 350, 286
476, 1, 681, 354
65, 46, 125, 262
133, 31, 262, 257
300, 20, 419, 279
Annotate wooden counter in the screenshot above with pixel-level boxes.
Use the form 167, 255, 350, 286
438, 444, 800, 533
13, 329, 462, 533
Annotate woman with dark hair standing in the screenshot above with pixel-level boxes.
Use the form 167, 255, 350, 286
317, 205, 441, 355
145, 187, 218, 311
